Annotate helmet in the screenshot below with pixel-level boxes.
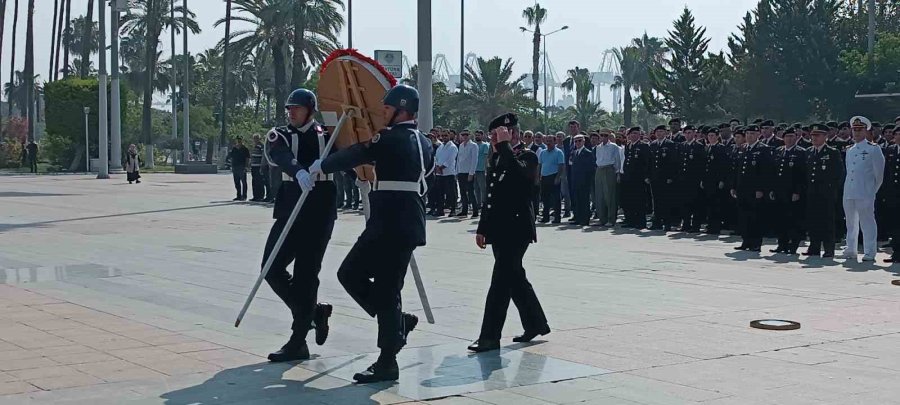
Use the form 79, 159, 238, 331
285, 88, 317, 112
383, 84, 419, 113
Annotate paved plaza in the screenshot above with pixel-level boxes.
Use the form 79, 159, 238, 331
1, 173, 900, 404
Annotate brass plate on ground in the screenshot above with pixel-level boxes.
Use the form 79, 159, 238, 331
750, 319, 801, 330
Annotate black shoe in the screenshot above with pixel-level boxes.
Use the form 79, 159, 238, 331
353, 360, 399, 383
402, 313, 419, 343
801, 251, 819, 256
471, 213, 479, 218
240, 196, 248, 201
135, 180, 141, 184
467, 339, 500, 353
313, 303, 332, 346
448, 211, 457, 217
538, 218, 549, 224
250, 197, 262, 202
128, 181, 133, 184
734, 246, 748, 251
885, 257, 898, 263
512, 326, 551, 343
551, 218, 561, 224
563, 212, 571, 218
456, 211, 468, 217
822, 252, 834, 258
747, 247, 761, 252
233, 197, 242, 201
769, 248, 782, 253
267, 341, 310, 362
264, 197, 274, 203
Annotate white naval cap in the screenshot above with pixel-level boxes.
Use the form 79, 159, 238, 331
849, 115, 872, 130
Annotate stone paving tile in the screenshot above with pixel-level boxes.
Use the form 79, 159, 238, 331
0, 356, 59, 371
49, 351, 119, 365
27, 371, 104, 390
0, 348, 41, 362
156, 340, 224, 354
7, 364, 82, 380
0, 381, 40, 396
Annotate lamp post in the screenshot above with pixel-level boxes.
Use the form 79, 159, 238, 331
110, 0, 123, 172
83, 106, 91, 172
97, 0, 109, 179
417, 0, 433, 131
520, 25, 568, 117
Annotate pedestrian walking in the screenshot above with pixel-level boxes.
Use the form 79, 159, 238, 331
125, 144, 141, 184
469, 113, 549, 353
229, 137, 251, 201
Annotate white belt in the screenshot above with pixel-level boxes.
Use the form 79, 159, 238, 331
283, 172, 333, 182
373, 181, 420, 192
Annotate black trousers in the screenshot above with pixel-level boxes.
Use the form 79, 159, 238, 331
262, 214, 335, 335
29, 157, 37, 173
426, 174, 440, 211
532, 184, 541, 218
457, 173, 477, 214
540, 175, 561, 221
573, 177, 593, 225
232, 169, 248, 198
438, 175, 458, 213
738, 194, 764, 248
621, 180, 648, 228
807, 196, 836, 255
702, 187, 726, 232
774, 196, 804, 251
651, 181, 677, 227
680, 183, 703, 230
338, 237, 414, 351
479, 240, 548, 340
251, 166, 267, 200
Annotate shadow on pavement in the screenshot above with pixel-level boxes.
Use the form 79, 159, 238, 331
160, 359, 387, 405
0, 203, 240, 233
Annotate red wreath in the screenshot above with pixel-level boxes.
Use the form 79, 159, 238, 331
320, 48, 398, 88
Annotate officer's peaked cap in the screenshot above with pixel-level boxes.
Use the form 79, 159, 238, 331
810, 123, 830, 134
489, 113, 518, 131
745, 125, 761, 132
850, 116, 872, 130
383, 84, 420, 113
654, 125, 667, 131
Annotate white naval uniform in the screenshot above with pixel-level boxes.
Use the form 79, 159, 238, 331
842, 140, 886, 258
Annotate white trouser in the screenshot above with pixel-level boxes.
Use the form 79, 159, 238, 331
843, 198, 878, 256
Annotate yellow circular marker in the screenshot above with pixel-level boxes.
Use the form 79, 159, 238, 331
750, 319, 801, 331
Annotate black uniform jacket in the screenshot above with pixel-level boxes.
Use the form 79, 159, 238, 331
805, 145, 844, 201
321, 122, 434, 247
477, 142, 539, 245
701, 143, 730, 191
772, 145, 806, 199
267, 121, 337, 220
623, 141, 651, 184
735, 141, 774, 199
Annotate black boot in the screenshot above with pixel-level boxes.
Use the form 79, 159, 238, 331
267, 337, 310, 362
353, 359, 399, 383
313, 303, 333, 346
512, 325, 551, 343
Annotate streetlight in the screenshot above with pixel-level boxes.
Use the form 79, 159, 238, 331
83, 106, 91, 172
520, 25, 568, 117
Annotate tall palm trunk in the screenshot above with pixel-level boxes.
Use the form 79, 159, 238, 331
24, 0, 34, 141
531, 28, 540, 103
0, 0, 7, 136
272, 39, 287, 125
142, 0, 157, 168
49, 0, 58, 81
62, 0, 71, 78
8, 0, 18, 117
80, 0, 94, 78
623, 89, 633, 127
53, 0, 65, 80
219, 0, 232, 149
290, 6, 306, 90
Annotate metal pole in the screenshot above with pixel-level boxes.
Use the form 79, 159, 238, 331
170, 0, 177, 148
542, 37, 547, 116
347, 0, 352, 48
459, 0, 463, 93
182, 0, 190, 163
110, 0, 122, 171
97, 0, 109, 178
417, 0, 433, 131
84, 108, 90, 172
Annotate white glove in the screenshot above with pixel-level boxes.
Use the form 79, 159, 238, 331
308, 159, 323, 176
295, 170, 315, 192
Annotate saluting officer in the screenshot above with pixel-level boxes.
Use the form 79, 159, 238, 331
769, 128, 806, 254
469, 113, 550, 353
731, 125, 773, 252
841, 116, 885, 262
678, 126, 706, 232
650, 125, 681, 231
883, 126, 900, 263
803, 124, 845, 258
700, 127, 730, 234
621, 127, 652, 229
309, 84, 434, 383
262, 88, 336, 363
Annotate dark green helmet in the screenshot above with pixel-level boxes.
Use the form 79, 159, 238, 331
286, 88, 317, 111
383, 84, 419, 113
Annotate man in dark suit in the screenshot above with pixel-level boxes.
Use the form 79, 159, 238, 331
562, 120, 580, 216
469, 113, 549, 353
769, 128, 807, 254
803, 124, 845, 258
621, 127, 652, 229
650, 125, 681, 231
731, 125, 774, 252
569, 134, 597, 226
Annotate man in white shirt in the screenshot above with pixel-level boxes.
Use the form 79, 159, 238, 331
593, 129, 625, 226
434, 131, 459, 216
841, 116, 886, 261
456, 131, 480, 217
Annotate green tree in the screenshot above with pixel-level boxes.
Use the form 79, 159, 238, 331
456, 56, 536, 128
522, 3, 547, 107
611, 47, 639, 126
560, 66, 606, 129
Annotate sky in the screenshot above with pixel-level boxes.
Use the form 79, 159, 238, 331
1, 0, 760, 109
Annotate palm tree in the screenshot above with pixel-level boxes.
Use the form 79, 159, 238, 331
0, 0, 7, 135
560, 66, 593, 106
611, 47, 639, 127
52, 0, 65, 80
62, 0, 71, 77
8, 0, 19, 119
4, 71, 40, 115
220, 0, 233, 147
49, 0, 59, 81
220, 0, 342, 125
24, 0, 34, 140
522, 3, 546, 105
80, 0, 93, 78
121, 0, 200, 167
457, 56, 533, 127
63, 16, 99, 62
288, 0, 344, 89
